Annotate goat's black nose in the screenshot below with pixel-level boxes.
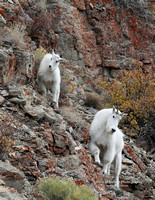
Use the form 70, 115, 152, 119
111, 128, 116, 133
49, 65, 51, 68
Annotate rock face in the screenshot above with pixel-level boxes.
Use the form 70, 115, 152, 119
0, 74, 154, 200
46, 0, 154, 76
0, 0, 154, 200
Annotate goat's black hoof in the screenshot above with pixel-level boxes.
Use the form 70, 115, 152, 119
50, 101, 56, 108
94, 161, 101, 167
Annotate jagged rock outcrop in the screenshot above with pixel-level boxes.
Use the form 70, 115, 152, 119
0, 0, 154, 199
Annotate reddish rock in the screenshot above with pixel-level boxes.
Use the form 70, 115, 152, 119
0, 95, 5, 105
53, 131, 75, 155
0, 50, 16, 85
71, 0, 86, 11
123, 144, 147, 171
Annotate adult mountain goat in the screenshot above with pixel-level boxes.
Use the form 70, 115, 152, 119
37, 51, 64, 108
89, 106, 127, 188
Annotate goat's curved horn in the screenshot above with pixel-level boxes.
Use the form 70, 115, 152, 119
113, 105, 115, 113
122, 108, 128, 116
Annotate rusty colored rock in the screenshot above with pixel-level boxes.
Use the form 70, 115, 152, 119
123, 144, 147, 171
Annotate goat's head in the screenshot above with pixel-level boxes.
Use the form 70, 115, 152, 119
105, 106, 127, 134
48, 50, 64, 71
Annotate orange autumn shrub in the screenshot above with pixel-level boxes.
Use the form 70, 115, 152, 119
100, 67, 155, 132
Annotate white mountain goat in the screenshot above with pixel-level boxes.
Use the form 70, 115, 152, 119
37, 51, 64, 108
89, 106, 127, 188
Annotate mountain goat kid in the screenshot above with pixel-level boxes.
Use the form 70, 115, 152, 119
89, 106, 127, 188
37, 51, 64, 108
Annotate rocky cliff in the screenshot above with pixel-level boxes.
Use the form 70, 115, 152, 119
0, 0, 154, 199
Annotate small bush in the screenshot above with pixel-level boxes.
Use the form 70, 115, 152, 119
37, 177, 97, 200
35, 46, 47, 65
5, 23, 26, 47
85, 92, 102, 110
99, 67, 155, 132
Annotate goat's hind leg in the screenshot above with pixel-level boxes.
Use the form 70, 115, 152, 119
89, 141, 101, 165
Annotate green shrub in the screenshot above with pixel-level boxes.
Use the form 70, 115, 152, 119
99, 67, 155, 132
37, 177, 97, 200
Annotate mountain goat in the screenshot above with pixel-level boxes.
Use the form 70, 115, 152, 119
89, 106, 126, 188
37, 51, 64, 108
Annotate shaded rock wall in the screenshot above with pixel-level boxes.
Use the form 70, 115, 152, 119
46, 0, 154, 77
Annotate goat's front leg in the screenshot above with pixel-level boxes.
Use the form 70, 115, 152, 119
52, 83, 59, 108
102, 148, 115, 175
114, 151, 122, 188
89, 141, 101, 165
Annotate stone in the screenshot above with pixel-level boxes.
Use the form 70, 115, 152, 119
24, 105, 45, 120
9, 97, 26, 105
0, 14, 6, 27
0, 160, 27, 193
123, 144, 147, 171
0, 186, 26, 200
0, 96, 5, 105
57, 155, 80, 170
0, 90, 9, 97
53, 131, 75, 155
0, 49, 16, 85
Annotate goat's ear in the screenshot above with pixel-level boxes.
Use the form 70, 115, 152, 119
113, 105, 116, 113
122, 113, 128, 116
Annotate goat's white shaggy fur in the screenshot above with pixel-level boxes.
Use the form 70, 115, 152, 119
89, 106, 126, 188
37, 51, 63, 108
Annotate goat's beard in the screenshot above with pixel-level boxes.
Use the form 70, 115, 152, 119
106, 129, 114, 135
108, 131, 113, 135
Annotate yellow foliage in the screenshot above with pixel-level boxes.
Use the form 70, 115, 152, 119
97, 67, 155, 132
34, 46, 47, 65
37, 177, 97, 200
0, 111, 15, 153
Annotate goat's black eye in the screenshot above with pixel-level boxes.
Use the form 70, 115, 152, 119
113, 116, 115, 118
56, 60, 59, 63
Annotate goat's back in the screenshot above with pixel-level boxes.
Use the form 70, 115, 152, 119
89, 108, 113, 140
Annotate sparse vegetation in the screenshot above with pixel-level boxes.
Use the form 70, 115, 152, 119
99, 67, 155, 132
0, 111, 15, 154
60, 106, 85, 126
37, 177, 97, 200
35, 46, 47, 65
0, 23, 26, 47
85, 92, 102, 110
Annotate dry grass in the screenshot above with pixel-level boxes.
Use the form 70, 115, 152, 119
84, 92, 102, 110
0, 23, 26, 47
